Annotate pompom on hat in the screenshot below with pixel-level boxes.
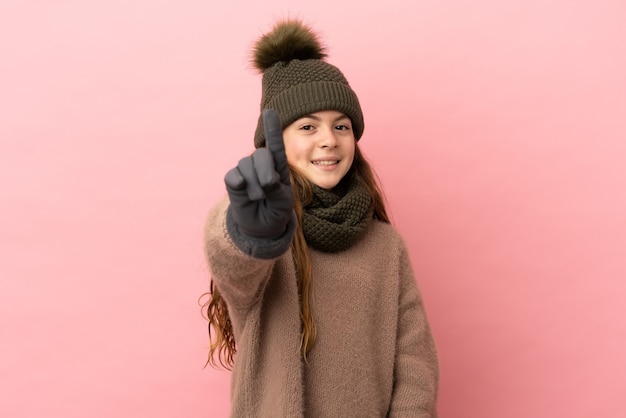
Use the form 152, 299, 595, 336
252, 19, 364, 148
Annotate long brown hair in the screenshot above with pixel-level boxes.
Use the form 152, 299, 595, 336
200, 144, 390, 369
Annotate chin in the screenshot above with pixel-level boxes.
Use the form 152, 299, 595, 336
312, 179, 341, 189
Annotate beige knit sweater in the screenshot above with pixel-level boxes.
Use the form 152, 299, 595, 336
205, 198, 439, 417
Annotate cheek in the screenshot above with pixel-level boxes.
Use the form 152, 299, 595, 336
346, 143, 356, 165
282, 135, 294, 163
285, 150, 296, 166
284, 141, 302, 166
284, 136, 313, 166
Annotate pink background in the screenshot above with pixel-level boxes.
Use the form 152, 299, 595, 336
1, 1, 625, 417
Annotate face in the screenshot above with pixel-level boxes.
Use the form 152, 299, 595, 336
282, 110, 356, 189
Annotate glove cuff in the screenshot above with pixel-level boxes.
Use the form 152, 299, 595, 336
226, 208, 297, 260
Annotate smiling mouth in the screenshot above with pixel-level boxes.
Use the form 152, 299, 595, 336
312, 160, 339, 166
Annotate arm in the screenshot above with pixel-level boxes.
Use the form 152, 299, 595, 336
388, 245, 439, 417
204, 197, 292, 310
204, 109, 296, 310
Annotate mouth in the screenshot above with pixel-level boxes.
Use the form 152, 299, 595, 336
312, 160, 340, 166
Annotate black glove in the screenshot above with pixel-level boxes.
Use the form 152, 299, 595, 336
224, 109, 295, 241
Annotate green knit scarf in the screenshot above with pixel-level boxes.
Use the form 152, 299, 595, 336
302, 176, 374, 252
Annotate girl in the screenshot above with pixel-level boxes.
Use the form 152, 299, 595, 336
203, 19, 439, 417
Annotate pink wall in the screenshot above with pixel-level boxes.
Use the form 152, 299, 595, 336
1, 1, 624, 417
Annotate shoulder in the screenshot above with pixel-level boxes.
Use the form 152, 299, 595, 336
352, 219, 411, 262
364, 219, 407, 247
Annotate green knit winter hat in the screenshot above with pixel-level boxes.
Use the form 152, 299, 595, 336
252, 20, 364, 148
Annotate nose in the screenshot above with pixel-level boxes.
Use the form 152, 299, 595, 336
319, 126, 338, 149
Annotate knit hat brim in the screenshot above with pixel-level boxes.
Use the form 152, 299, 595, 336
254, 81, 364, 148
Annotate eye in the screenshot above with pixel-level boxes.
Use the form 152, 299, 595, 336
300, 124, 315, 131
335, 124, 351, 131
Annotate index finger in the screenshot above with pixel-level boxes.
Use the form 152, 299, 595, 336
262, 109, 290, 184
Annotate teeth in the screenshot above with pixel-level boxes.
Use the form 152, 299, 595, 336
313, 161, 338, 166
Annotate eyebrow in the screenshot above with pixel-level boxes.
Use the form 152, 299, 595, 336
300, 113, 350, 123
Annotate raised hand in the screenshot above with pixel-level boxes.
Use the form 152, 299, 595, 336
224, 109, 295, 240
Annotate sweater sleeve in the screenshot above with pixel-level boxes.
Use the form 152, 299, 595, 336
388, 243, 440, 417
204, 197, 293, 311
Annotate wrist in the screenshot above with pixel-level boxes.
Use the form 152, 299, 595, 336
225, 207, 297, 259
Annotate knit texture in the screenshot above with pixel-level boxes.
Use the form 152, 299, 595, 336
252, 21, 364, 148
302, 176, 373, 252
204, 198, 440, 417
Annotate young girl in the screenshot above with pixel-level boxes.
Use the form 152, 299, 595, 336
203, 19, 439, 417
